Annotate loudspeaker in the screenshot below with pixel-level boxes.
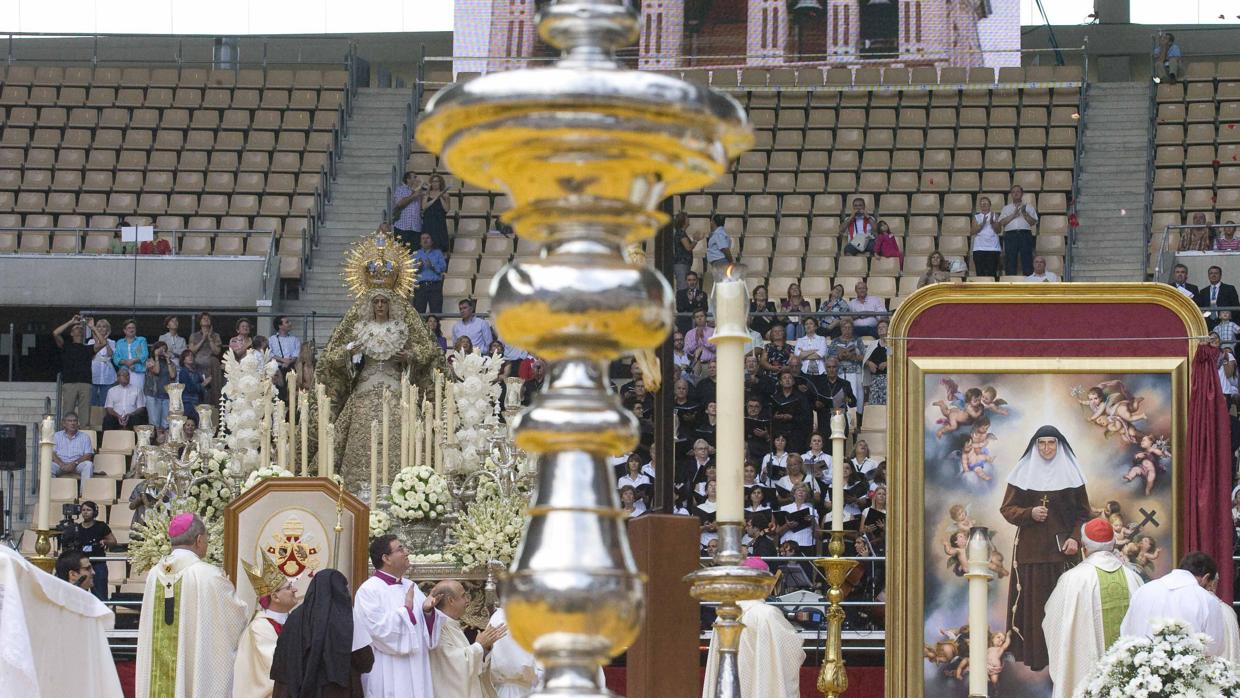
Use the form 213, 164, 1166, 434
0, 425, 25, 472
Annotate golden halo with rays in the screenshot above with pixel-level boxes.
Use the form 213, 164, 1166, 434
342, 228, 418, 300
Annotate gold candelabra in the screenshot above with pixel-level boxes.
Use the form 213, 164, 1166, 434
814, 531, 859, 698
26, 528, 59, 573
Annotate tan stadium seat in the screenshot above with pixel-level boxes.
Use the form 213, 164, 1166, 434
19, 231, 50, 253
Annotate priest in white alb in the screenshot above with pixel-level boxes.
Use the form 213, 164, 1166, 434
486, 605, 541, 697
354, 534, 442, 698
428, 579, 508, 697
135, 512, 249, 698
1042, 517, 1143, 698
232, 551, 300, 698
703, 557, 804, 698
1122, 551, 1232, 656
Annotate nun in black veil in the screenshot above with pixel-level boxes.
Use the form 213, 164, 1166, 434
271, 569, 374, 698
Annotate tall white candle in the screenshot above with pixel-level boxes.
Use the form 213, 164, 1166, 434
299, 390, 309, 476
400, 393, 410, 471
424, 398, 435, 470
709, 270, 748, 523
277, 424, 288, 471
316, 383, 327, 475
260, 381, 273, 470
966, 528, 992, 697
321, 396, 333, 477
37, 415, 53, 530
830, 410, 847, 531
381, 387, 391, 484
370, 419, 379, 499
287, 370, 297, 468
413, 418, 423, 467
325, 422, 335, 479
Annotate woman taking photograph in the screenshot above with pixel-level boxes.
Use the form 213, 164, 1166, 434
178, 349, 208, 423
143, 341, 177, 439
189, 312, 223, 406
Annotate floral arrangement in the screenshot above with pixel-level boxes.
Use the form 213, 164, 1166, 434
242, 464, 295, 492
409, 552, 448, 565
182, 450, 236, 520
137, 240, 173, 255
129, 505, 226, 574
445, 480, 528, 571
1081, 618, 1240, 697
388, 465, 450, 521
220, 348, 282, 476
369, 510, 392, 538
448, 348, 504, 472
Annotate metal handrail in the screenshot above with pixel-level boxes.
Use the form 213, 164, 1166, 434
1143, 60, 1159, 280
1066, 57, 1090, 281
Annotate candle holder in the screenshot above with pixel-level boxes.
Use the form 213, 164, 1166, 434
25, 528, 60, 573
814, 530, 860, 698
168, 413, 186, 444
684, 523, 775, 698
964, 526, 993, 698
165, 383, 185, 416
135, 424, 155, 448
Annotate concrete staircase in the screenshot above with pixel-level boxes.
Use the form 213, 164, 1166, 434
0, 382, 56, 530
283, 87, 413, 345
1070, 82, 1152, 282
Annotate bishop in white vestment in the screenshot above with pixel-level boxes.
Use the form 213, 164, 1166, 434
1121, 551, 1231, 656
485, 607, 541, 698
232, 552, 300, 698
428, 580, 508, 698
355, 535, 442, 698
135, 513, 248, 698
1042, 518, 1143, 698
703, 558, 804, 698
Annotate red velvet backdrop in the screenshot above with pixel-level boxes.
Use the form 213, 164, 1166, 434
1186, 344, 1235, 601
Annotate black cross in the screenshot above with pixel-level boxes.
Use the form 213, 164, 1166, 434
1132, 507, 1160, 533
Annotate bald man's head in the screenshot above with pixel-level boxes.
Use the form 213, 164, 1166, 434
432, 579, 470, 619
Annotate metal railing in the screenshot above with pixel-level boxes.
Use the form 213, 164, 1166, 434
1151, 223, 1240, 281
1, 32, 355, 69
1066, 39, 1090, 281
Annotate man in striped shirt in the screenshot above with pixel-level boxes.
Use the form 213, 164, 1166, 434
1215, 221, 1240, 251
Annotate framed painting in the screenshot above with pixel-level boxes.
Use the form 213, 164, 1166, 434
885, 283, 1205, 698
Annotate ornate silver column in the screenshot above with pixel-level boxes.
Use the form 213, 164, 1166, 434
415, 1, 751, 694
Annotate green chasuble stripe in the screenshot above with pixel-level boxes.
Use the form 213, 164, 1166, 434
1096, 567, 1130, 649
150, 578, 182, 695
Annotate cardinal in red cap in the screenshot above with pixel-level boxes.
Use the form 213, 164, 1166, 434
1041, 517, 1143, 698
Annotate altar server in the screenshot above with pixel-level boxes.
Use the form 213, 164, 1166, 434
1122, 551, 1231, 656
136, 512, 249, 698
428, 579, 508, 697
1042, 518, 1143, 698
354, 534, 442, 698
702, 557, 804, 698
486, 606, 541, 697
232, 552, 300, 698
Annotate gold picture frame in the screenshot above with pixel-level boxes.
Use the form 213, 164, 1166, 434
885, 282, 1205, 697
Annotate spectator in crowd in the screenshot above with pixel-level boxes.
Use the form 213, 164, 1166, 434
1154, 32, 1182, 84
864, 320, 890, 406
53, 315, 94, 422
113, 319, 149, 393
820, 357, 858, 417
60, 500, 115, 601
1217, 311, 1240, 349
847, 282, 884, 338
103, 367, 147, 431
88, 318, 116, 413
694, 360, 718, 406
189, 312, 224, 407
860, 485, 888, 552
676, 271, 709, 334
425, 315, 448, 352
841, 197, 877, 256
672, 332, 692, 382
918, 251, 952, 288
748, 284, 777, 340
143, 341, 176, 439
671, 211, 697, 290
1170, 263, 1199, 299
234, 318, 254, 353
970, 196, 1002, 279
1213, 334, 1238, 403
1180, 212, 1212, 252
999, 185, 1039, 276
268, 315, 301, 378
851, 440, 881, 478
774, 454, 822, 507
618, 453, 652, 492
744, 353, 775, 398
1216, 221, 1240, 251
872, 220, 903, 267
421, 174, 452, 253
228, 334, 249, 362
802, 432, 831, 481
760, 324, 792, 376
819, 284, 851, 338
293, 341, 316, 393
391, 171, 425, 248
677, 439, 714, 502
158, 316, 187, 358
452, 336, 474, 358
54, 549, 94, 591
778, 484, 819, 556
413, 232, 448, 314
770, 370, 812, 452
674, 378, 702, 447
779, 282, 813, 341
1026, 256, 1061, 282
52, 411, 94, 484
706, 214, 734, 292
177, 349, 207, 422
829, 321, 865, 410
685, 310, 716, 377
794, 317, 829, 388
761, 434, 790, 483
451, 298, 494, 351
1195, 265, 1240, 325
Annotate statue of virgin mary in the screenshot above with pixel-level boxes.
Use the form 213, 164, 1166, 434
316, 230, 446, 492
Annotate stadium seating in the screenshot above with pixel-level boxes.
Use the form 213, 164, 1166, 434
412, 64, 1079, 309
0, 65, 349, 284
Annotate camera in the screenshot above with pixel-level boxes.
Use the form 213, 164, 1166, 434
62, 503, 81, 520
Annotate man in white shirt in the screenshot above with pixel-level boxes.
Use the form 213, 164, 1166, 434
705, 213, 734, 294
267, 315, 301, 372
847, 280, 886, 338
1025, 256, 1061, 282
998, 185, 1039, 276
451, 299, 494, 352
1121, 551, 1233, 656
103, 367, 147, 431
53, 411, 94, 482
840, 197, 877, 256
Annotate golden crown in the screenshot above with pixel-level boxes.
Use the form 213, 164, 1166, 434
242, 550, 288, 599
342, 229, 418, 299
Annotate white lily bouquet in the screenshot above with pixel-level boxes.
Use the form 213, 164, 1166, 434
388, 465, 450, 521
445, 480, 528, 571
369, 509, 392, 538
1081, 619, 1240, 697
242, 465, 295, 492
448, 348, 504, 472
182, 449, 235, 520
